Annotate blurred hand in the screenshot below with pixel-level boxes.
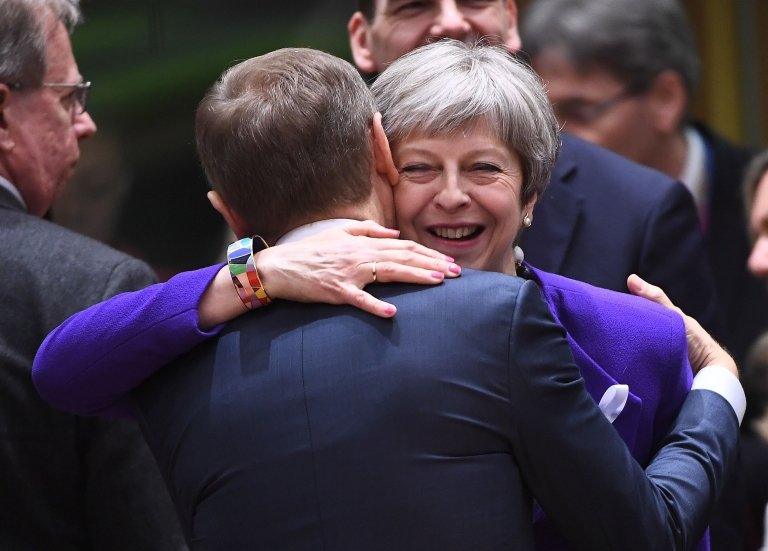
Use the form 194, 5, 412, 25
257, 220, 460, 317
627, 274, 737, 377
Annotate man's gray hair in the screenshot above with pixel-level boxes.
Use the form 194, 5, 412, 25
0, 0, 81, 88
372, 40, 560, 202
521, 0, 700, 96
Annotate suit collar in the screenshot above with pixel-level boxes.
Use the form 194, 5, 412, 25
0, 181, 26, 212
519, 134, 583, 273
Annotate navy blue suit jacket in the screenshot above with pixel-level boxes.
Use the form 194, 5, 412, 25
135, 271, 737, 550
522, 134, 719, 338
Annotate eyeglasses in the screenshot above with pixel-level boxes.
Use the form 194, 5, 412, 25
553, 88, 641, 125
42, 81, 92, 115
4, 80, 91, 115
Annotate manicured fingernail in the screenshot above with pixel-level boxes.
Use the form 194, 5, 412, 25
431, 271, 445, 280
448, 263, 461, 274
385, 306, 396, 316
444, 255, 454, 262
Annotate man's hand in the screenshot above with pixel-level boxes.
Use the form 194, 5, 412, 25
627, 274, 737, 377
198, 220, 460, 328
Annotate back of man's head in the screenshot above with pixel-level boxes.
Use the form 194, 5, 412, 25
0, 0, 81, 89
522, 0, 699, 97
195, 48, 376, 243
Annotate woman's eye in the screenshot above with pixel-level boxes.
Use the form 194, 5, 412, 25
472, 163, 502, 172
401, 164, 433, 174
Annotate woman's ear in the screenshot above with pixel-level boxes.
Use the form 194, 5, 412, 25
0, 85, 16, 153
371, 112, 399, 186
207, 190, 250, 238
522, 192, 538, 223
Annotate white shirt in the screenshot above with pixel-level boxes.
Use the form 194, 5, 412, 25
276, 218, 358, 245
0, 175, 27, 211
276, 219, 747, 424
679, 126, 709, 230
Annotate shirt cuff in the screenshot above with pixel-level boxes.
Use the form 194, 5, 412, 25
691, 365, 746, 425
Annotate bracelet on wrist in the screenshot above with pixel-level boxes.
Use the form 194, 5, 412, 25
226, 236, 272, 310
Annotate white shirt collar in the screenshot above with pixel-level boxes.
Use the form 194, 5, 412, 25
679, 126, 708, 213
0, 175, 27, 211
276, 218, 359, 245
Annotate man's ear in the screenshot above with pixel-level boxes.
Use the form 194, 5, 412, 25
371, 112, 398, 186
348, 12, 378, 74
207, 190, 250, 238
647, 70, 687, 135
0, 85, 16, 153
503, 0, 522, 53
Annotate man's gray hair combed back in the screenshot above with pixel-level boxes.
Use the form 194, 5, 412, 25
372, 40, 560, 202
521, 0, 700, 95
0, 0, 81, 88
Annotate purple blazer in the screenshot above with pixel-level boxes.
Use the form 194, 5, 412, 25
32, 263, 704, 550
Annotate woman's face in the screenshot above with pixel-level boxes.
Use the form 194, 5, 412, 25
392, 121, 535, 274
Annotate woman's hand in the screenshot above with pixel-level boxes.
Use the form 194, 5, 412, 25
627, 274, 737, 377
199, 220, 460, 328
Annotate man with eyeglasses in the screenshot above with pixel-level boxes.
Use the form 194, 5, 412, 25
0, 0, 187, 547
349, 0, 721, 343
522, 0, 767, 366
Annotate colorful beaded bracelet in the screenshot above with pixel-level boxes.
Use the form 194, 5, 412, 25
226, 236, 272, 309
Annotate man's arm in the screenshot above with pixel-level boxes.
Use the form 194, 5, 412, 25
508, 280, 741, 550
33, 222, 459, 417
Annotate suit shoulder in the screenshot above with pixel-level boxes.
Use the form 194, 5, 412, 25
534, 269, 686, 363
559, 133, 682, 204
0, 211, 151, 275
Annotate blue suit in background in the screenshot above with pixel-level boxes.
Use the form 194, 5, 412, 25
523, 134, 720, 339
134, 271, 737, 550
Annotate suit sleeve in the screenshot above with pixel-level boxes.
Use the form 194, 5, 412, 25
506, 280, 738, 551
638, 182, 722, 340
32, 263, 224, 417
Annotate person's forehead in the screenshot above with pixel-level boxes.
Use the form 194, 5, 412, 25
42, 19, 79, 81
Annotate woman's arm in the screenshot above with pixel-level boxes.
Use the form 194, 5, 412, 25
33, 221, 460, 418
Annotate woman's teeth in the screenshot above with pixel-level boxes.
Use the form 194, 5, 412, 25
432, 226, 479, 239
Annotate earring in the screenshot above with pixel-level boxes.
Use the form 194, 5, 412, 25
522, 214, 532, 228
513, 245, 525, 267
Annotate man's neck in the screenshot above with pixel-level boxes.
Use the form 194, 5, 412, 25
649, 131, 688, 179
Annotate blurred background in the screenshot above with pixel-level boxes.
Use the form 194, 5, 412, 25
56, 0, 768, 279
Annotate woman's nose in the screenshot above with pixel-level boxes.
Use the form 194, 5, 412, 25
434, 175, 470, 212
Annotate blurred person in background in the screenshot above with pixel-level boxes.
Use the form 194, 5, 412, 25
746, 151, 768, 281
347, 0, 721, 342
521, 0, 768, 364
0, 0, 187, 547
741, 334, 768, 549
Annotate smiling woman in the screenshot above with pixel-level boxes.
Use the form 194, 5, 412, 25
371, 39, 559, 274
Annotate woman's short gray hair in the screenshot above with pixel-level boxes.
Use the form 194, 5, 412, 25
372, 40, 560, 202
0, 0, 81, 88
